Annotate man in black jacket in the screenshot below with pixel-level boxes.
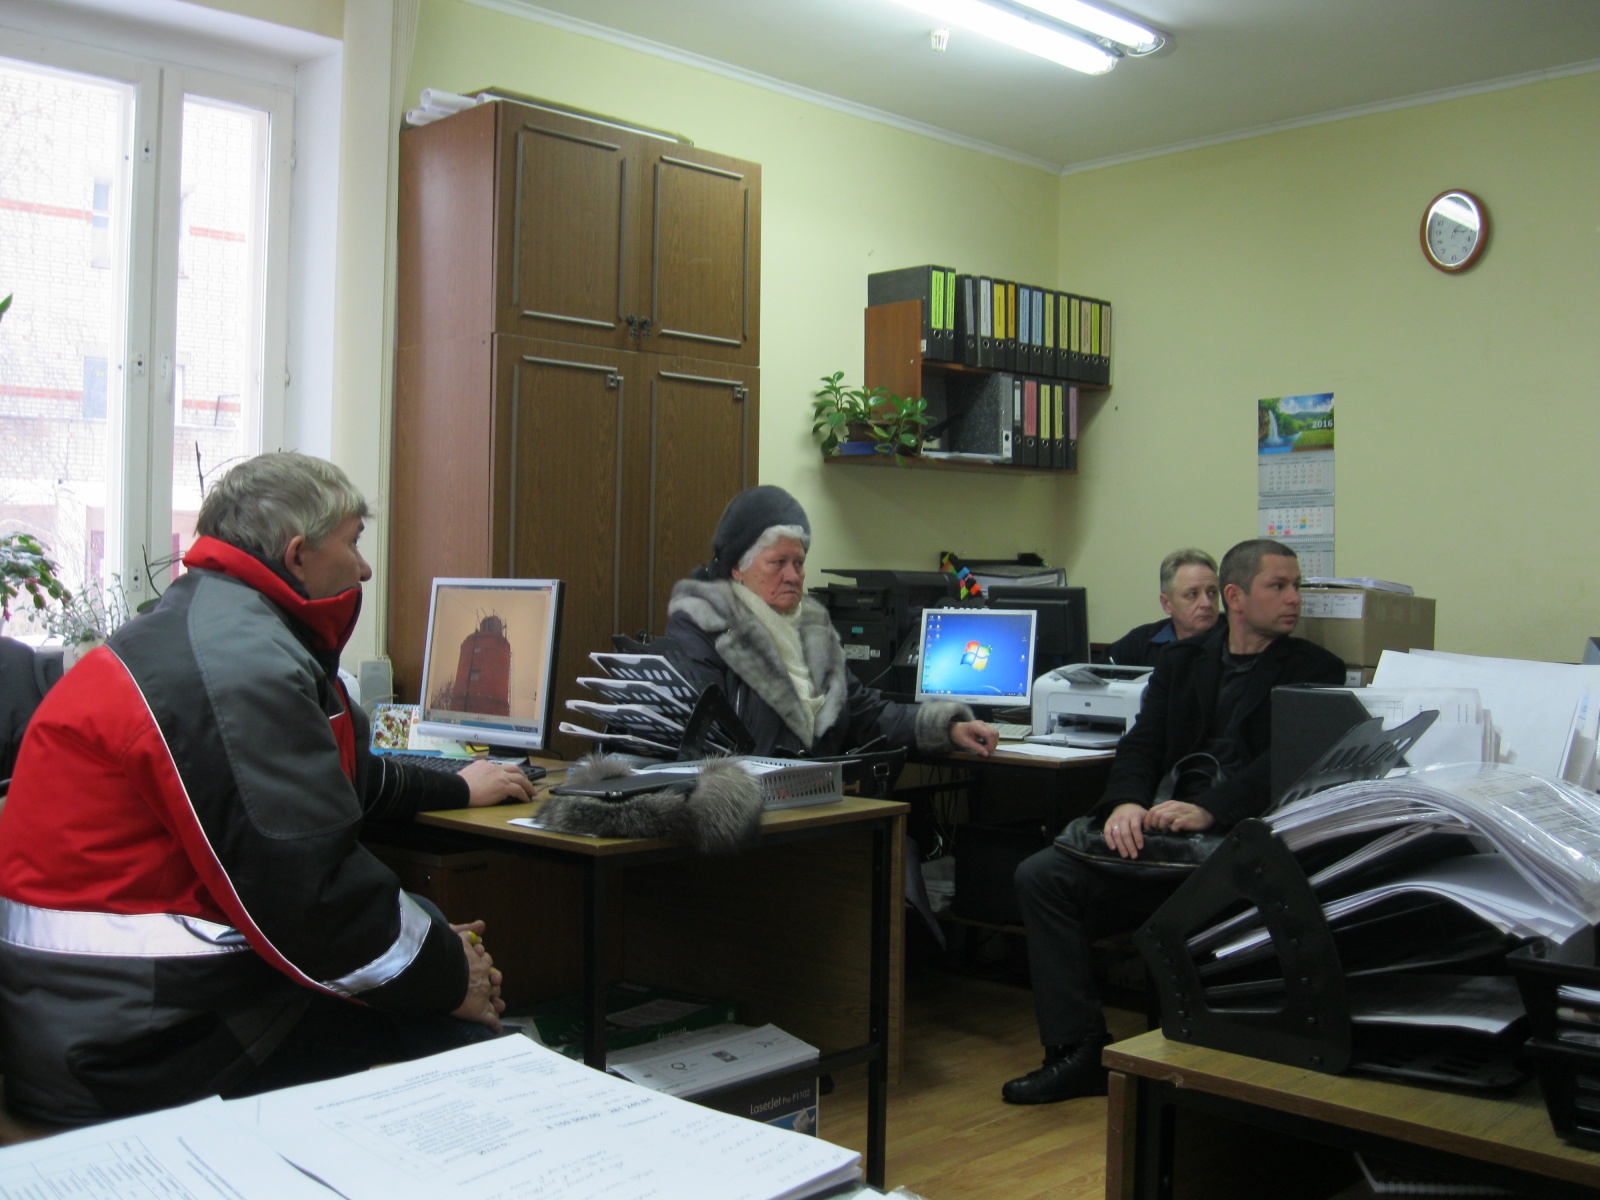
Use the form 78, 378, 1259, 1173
1001, 539, 1345, 1105
1102, 547, 1219, 668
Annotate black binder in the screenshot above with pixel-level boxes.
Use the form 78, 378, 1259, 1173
867, 265, 955, 361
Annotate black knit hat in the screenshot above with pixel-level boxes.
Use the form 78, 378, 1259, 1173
703, 485, 810, 580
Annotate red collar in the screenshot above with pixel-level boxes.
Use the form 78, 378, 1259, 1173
183, 536, 361, 654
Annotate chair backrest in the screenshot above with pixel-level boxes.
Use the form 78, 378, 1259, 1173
0, 637, 61, 789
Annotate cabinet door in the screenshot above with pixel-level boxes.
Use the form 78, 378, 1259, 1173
496, 104, 642, 350
639, 145, 761, 366
636, 355, 760, 635
497, 336, 645, 761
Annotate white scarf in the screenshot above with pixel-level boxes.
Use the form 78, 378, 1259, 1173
732, 583, 828, 747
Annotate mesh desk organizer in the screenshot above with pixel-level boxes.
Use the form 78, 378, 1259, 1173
563, 635, 907, 798
1130, 708, 1551, 1091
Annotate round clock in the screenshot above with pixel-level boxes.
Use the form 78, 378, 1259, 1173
1420, 189, 1488, 273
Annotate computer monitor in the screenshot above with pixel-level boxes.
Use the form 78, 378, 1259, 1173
985, 585, 1089, 672
914, 606, 1037, 711
416, 578, 563, 753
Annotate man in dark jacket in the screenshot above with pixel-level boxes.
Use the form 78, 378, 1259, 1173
1102, 548, 1219, 668
664, 485, 998, 759
1002, 538, 1345, 1105
0, 452, 533, 1124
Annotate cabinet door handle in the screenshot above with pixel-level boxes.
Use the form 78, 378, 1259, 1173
657, 370, 747, 401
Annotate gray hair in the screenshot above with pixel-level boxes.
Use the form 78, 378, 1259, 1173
1158, 548, 1218, 595
737, 524, 809, 574
1219, 538, 1296, 597
196, 452, 369, 560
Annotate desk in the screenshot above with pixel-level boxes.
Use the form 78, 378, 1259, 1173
1104, 1029, 1600, 1200
408, 794, 906, 1189
906, 744, 1112, 832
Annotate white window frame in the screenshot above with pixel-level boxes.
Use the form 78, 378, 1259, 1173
0, 11, 318, 605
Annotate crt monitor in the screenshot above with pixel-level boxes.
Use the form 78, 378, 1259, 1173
416, 578, 563, 752
914, 606, 1037, 710
985, 585, 1088, 672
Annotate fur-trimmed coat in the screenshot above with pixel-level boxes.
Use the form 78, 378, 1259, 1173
665, 579, 972, 757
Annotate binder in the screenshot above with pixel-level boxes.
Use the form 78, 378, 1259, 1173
1043, 291, 1058, 379
1066, 384, 1079, 470
1021, 378, 1040, 467
1037, 378, 1053, 468
1028, 286, 1045, 376
1083, 294, 1109, 383
998, 283, 1011, 374
979, 276, 995, 369
940, 371, 1012, 460
1065, 293, 1084, 379
1048, 383, 1064, 469
955, 274, 980, 366
867, 265, 955, 361
1011, 377, 1026, 466
1017, 286, 1032, 381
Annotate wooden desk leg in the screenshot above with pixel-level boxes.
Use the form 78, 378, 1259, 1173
582, 860, 609, 1069
866, 821, 890, 1189
1105, 1070, 1136, 1200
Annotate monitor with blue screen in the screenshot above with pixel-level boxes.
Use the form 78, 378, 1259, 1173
914, 606, 1037, 710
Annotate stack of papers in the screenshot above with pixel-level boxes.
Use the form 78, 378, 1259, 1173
1191, 763, 1600, 971
0, 1037, 861, 1200
608, 1023, 820, 1098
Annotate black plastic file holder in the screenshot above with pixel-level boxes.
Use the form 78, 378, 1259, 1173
1508, 936, 1600, 1149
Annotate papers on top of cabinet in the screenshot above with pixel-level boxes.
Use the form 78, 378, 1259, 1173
608, 1023, 820, 1098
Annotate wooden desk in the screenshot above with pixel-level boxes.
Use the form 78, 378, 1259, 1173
409, 793, 906, 1189
907, 744, 1112, 831
1104, 1029, 1600, 1200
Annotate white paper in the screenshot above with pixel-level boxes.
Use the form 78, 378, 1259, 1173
244, 1036, 858, 1200
608, 1024, 820, 1098
997, 742, 1114, 761
1375, 650, 1600, 775
0, 1096, 331, 1199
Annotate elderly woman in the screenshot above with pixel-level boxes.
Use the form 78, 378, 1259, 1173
664, 485, 997, 758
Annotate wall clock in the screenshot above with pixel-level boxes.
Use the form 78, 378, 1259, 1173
1420, 189, 1488, 273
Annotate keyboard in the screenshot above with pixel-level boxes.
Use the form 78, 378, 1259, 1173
992, 722, 1035, 741
380, 753, 548, 782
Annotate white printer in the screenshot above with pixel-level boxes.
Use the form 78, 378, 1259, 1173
1028, 663, 1152, 748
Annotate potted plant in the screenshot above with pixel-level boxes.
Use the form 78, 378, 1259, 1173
0, 532, 70, 626
44, 573, 132, 668
811, 372, 930, 464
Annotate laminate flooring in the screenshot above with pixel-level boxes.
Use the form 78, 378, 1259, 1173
825, 964, 1146, 1200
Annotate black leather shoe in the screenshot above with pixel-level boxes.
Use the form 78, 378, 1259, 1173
1001, 1039, 1111, 1104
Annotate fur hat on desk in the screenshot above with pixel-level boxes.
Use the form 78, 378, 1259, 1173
537, 754, 763, 854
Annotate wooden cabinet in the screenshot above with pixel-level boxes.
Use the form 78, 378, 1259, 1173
391, 101, 760, 759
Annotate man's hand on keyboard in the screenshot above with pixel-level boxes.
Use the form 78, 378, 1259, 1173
460, 759, 539, 806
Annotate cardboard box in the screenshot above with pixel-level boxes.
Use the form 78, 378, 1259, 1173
1293, 587, 1435, 668
502, 980, 739, 1059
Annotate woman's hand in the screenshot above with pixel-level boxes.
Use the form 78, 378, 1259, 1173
950, 720, 999, 757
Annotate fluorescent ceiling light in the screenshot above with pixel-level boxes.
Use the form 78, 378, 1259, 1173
1013, 0, 1162, 55
885, 0, 1119, 74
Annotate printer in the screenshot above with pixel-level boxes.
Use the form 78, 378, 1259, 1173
1029, 663, 1153, 748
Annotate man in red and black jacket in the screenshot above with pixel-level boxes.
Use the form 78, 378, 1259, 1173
0, 452, 534, 1124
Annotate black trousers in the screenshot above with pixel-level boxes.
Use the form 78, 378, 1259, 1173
1013, 844, 1182, 1047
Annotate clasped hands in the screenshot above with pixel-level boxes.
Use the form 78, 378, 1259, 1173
1101, 800, 1216, 860
450, 919, 505, 1032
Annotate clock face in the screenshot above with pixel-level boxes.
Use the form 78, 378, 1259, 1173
1421, 190, 1487, 273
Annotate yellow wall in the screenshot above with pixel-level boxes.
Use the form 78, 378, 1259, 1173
1059, 73, 1600, 661
409, 3, 1598, 663
407, 0, 1068, 587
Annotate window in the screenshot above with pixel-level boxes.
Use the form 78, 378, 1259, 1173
0, 29, 292, 625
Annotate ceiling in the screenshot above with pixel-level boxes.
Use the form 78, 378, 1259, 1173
488, 0, 1600, 171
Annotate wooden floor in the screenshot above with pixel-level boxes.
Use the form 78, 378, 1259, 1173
825, 962, 1146, 1200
